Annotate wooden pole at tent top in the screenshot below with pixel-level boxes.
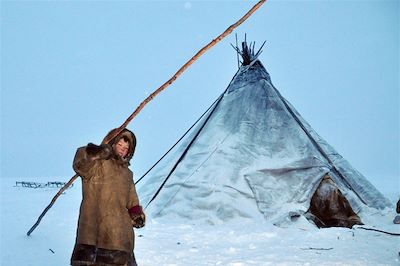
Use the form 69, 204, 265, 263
27, 0, 267, 236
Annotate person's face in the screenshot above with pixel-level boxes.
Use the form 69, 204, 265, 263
114, 139, 130, 158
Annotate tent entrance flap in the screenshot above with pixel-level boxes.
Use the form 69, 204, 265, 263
306, 175, 363, 228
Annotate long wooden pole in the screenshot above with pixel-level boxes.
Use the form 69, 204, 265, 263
27, 0, 266, 236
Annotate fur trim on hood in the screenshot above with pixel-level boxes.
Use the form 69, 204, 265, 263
102, 128, 136, 165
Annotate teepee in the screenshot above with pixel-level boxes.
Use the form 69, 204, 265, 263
137, 41, 391, 227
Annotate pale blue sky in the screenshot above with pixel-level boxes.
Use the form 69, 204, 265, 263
1, 1, 398, 195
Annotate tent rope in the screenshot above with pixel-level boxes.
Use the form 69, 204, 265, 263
144, 87, 229, 209
356, 226, 400, 236
135, 94, 223, 186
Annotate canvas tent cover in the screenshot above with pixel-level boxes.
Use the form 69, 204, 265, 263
137, 59, 391, 225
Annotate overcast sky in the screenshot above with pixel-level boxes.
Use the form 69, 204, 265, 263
1, 1, 398, 195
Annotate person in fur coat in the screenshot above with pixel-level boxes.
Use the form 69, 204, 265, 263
71, 128, 145, 266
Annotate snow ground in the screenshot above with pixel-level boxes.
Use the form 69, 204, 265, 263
1, 177, 399, 266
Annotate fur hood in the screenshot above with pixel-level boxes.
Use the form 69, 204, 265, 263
102, 128, 136, 165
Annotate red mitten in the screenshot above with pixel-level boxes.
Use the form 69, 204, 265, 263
128, 205, 146, 228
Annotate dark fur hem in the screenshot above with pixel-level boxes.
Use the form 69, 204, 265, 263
71, 244, 135, 266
